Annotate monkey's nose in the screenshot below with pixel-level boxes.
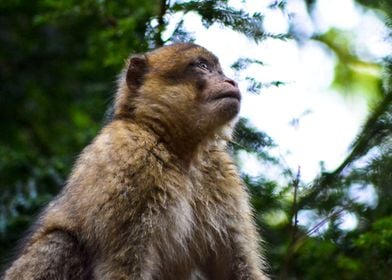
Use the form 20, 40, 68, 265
224, 78, 238, 88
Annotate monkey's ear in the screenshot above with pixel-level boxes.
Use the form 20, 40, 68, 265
126, 54, 148, 90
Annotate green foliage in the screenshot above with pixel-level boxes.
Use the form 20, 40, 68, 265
231, 58, 285, 94
0, 0, 158, 266
232, 118, 275, 154
316, 28, 383, 102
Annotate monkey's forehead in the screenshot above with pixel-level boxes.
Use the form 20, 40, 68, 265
148, 43, 219, 65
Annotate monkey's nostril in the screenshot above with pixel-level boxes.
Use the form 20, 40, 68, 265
225, 78, 237, 87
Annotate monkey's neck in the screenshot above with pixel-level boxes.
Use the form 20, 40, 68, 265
136, 115, 211, 168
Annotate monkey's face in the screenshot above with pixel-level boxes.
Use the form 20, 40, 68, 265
193, 59, 241, 126
126, 43, 241, 134
183, 50, 241, 128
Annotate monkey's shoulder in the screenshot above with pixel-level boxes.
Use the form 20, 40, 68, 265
66, 120, 178, 194
101, 120, 158, 155
76, 121, 158, 166
41, 121, 178, 231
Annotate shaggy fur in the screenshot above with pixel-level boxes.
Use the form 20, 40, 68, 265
3, 43, 268, 279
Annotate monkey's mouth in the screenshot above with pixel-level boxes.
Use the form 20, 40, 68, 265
213, 90, 241, 102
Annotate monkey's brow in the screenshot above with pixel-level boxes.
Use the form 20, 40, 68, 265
211, 55, 219, 64
196, 55, 218, 66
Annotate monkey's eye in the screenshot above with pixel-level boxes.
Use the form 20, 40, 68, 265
197, 62, 210, 71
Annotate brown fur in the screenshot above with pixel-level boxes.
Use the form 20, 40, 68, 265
3, 43, 268, 279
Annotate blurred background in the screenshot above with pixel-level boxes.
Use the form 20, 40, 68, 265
0, 0, 391, 278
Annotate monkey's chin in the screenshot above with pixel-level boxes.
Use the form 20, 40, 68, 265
215, 98, 241, 123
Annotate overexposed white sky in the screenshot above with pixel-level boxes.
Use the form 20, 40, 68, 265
165, 0, 391, 184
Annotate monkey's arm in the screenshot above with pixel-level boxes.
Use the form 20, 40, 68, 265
206, 148, 269, 280
230, 219, 269, 280
3, 230, 88, 280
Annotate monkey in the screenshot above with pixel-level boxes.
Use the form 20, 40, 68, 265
3, 43, 268, 279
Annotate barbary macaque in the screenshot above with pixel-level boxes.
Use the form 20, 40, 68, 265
3, 43, 268, 279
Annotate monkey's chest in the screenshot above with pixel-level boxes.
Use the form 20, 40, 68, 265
166, 182, 236, 252
154, 198, 231, 275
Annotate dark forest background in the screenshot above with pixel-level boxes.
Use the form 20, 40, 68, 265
1, 0, 391, 279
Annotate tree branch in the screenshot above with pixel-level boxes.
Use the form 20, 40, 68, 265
155, 0, 169, 47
